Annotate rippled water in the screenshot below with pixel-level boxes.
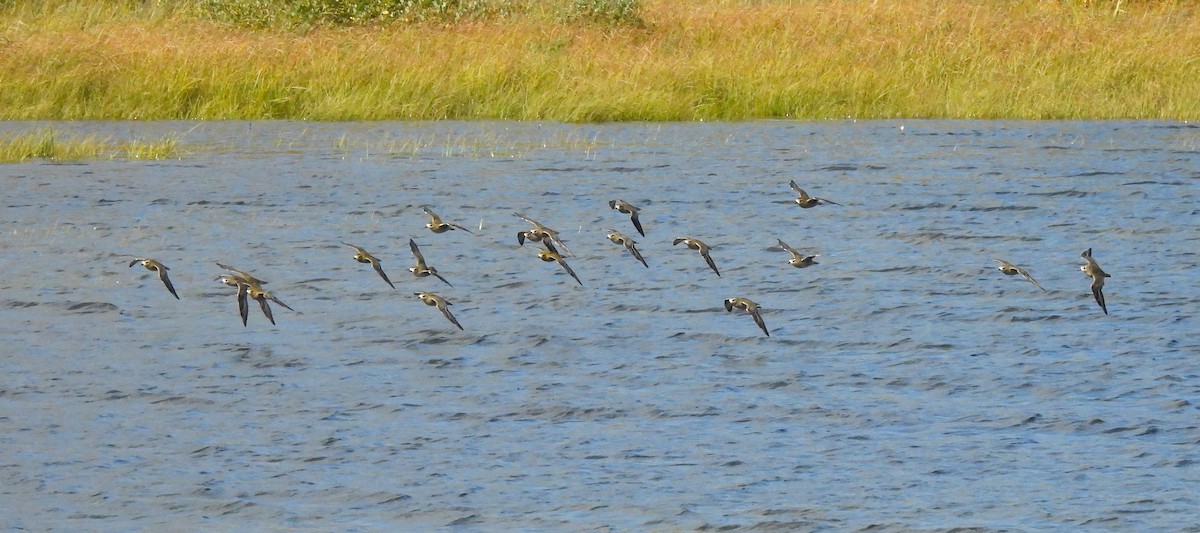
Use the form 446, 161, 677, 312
1, 120, 1198, 531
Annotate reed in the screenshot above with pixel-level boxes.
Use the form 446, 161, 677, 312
1, 0, 1196, 121
0, 129, 182, 162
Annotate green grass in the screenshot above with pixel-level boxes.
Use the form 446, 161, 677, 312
0, 129, 182, 163
0, 0, 1197, 121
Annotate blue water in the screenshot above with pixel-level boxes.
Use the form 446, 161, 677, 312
0, 120, 1197, 531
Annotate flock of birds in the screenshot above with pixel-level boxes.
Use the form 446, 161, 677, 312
128, 180, 1114, 336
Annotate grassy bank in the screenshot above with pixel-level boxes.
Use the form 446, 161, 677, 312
0, 129, 181, 162
1, 0, 1197, 121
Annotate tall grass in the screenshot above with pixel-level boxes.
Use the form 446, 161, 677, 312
0, 129, 181, 162
0, 0, 1196, 120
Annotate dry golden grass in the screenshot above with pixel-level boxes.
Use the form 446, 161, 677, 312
1, 0, 1197, 120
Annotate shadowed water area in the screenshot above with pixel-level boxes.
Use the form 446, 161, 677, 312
1, 120, 1198, 531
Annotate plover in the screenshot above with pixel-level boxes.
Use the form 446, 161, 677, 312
413, 292, 463, 330
1080, 248, 1111, 315
129, 258, 179, 299
408, 238, 452, 287
604, 228, 648, 268
215, 275, 250, 326
342, 242, 396, 289
423, 206, 475, 235
537, 241, 583, 286
789, 180, 840, 208
724, 297, 769, 336
608, 199, 645, 237
514, 212, 574, 256
992, 258, 1045, 291
673, 237, 721, 277
777, 239, 819, 268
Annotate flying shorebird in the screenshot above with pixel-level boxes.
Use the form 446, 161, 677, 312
673, 237, 721, 277
776, 239, 819, 268
215, 262, 268, 287
608, 199, 645, 237
724, 297, 770, 336
992, 258, 1045, 291
216, 275, 251, 326
246, 284, 279, 325
1080, 248, 1111, 315
341, 242, 395, 289
408, 238, 452, 287
413, 292, 463, 330
514, 212, 574, 256
604, 228, 648, 268
216, 263, 295, 317
536, 240, 583, 286
129, 258, 179, 299
422, 206, 475, 235
789, 180, 841, 208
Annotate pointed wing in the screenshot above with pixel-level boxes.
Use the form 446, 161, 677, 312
409, 239, 427, 267
373, 261, 396, 289
777, 239, 801, 256
558, 257, 583, 286
449, 223, 476, 235
216, 262, 266, 285
257, 296, 275, 325
549, 235, 574, 257
1091, 279, 1108, 315
629, 212, 645, 237
1019, 268, 1046, 291
751, 309, 769, 336
266, 292, 295, 312
237, 285, 249, 326
158, 269, 180, 299
441, 306, 464, 330
702, 250, 721, 277
514, 212, 540, 227
628, 242, 648, 268
434, 272, 453, 287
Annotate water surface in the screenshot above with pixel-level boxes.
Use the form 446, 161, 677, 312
1, 120, 1198, 531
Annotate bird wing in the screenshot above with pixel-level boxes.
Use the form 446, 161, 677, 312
373, 261, 396, 289
751, 309, 769, 336
441, 306, 464, 330
266, 292, 295, 312
409, 239, 427, 266
1019, 268, 1046, 291
158, 268, 180, 299
629, 212, 645, 237
702, 251, 721, 277
217, 262, 266, 285
1091, 282, 1108, 315
237, 284, 249, 326
257, 296, 275, 325
557, 257, 583, 286
423, 207, 442, 223
628, 242, 648, 268
777, 239, 801, 256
